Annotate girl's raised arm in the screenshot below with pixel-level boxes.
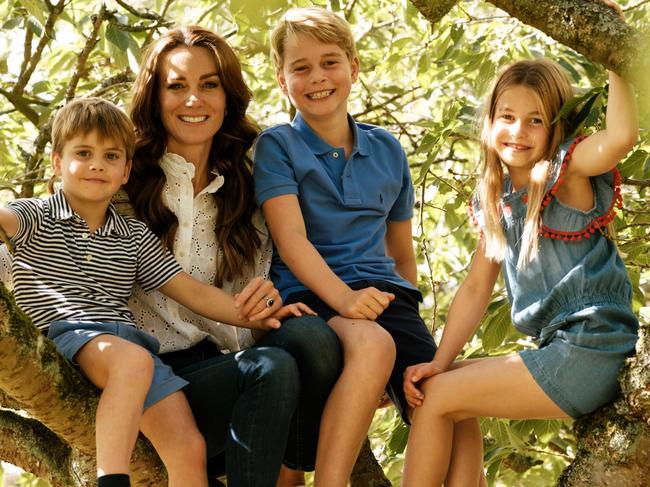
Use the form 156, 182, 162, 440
570, 71, 638, 177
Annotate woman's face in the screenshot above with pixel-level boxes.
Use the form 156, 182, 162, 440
158, 45, 227, 156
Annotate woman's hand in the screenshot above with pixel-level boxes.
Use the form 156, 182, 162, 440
403, 361, 445, 408
233, 276, 282, 322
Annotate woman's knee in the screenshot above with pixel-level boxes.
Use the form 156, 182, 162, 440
267, 316, 343, 385
238, 347, 300, 401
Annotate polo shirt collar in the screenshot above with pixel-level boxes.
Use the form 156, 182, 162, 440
50, 189, 130, 237
291, 113, 370, 157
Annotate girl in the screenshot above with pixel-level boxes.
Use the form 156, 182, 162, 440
402, 59, 639, 486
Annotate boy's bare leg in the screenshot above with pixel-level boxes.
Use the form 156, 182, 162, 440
140, 391, 208, 487
277, 465, 306, 486
313, 316, 396, 487
403, 354, 567, 487
75, 335, 154, 477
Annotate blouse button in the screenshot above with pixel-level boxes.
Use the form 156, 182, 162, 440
332, 152, 339, 158
85, 254, 92, 262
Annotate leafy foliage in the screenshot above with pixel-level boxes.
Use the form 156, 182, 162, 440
0, 0, 648, 485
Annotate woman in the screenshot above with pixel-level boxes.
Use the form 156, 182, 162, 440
121, 26, 342, 486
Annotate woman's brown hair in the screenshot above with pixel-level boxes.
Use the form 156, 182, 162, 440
127, 26, 260, 286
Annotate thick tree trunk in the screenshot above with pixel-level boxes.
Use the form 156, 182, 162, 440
0, 285, 167, 486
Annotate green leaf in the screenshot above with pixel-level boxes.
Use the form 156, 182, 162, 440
387, 419, 410, 454
619, 149, 648, 178
17, 0, 46, 28
481, 302, 511, 351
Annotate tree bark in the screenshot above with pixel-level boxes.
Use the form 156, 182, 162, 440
0, 284, 167, 486
409, 0, 649, 86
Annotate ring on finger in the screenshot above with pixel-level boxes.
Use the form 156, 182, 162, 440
264, 296, 275, 308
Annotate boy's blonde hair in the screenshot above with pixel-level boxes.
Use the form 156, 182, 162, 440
271, 7, 357, 70
52, 97, 135, 160
478, 59, 574, 268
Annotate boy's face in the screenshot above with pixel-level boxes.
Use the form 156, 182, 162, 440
52, 130, 131, 207
277, 33, 359, 125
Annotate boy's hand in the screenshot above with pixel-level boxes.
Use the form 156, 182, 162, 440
234, 276, 282, 322
403, 361, 445, 408
337, 287, 395, 320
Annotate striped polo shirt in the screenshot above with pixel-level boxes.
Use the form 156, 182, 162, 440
8, 190, 183, 330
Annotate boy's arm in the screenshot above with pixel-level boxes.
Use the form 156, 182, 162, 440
0, 208, 19, 239
403, 241, 500, 406
263, 194, 394, 320
385, 219, 417, 286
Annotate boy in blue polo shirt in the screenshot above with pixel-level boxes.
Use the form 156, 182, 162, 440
254, 7, 438, 486
0, 98, 297, 487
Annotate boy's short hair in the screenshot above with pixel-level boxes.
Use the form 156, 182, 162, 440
51, 97, 135, 160
271, 7, 357, 70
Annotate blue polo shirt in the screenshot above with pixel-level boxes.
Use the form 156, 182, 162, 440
253, 113, 419, 300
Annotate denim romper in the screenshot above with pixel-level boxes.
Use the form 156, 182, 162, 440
472, 138, 639, 418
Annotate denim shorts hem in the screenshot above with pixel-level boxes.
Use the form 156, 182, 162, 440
48, 321, 188, 410
519, 349, 581, 418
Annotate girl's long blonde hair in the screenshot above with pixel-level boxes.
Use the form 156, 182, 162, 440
478, 59, 574, 268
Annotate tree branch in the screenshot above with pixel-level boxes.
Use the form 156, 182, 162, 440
65, 4, 110, 102
0, 285, 167, 485
0, 410, 81, 487
0, 88, 39, 126
622, 177, 650, 187
409, 0, 649, 86
86, 70, 135, 98
12, 1, 65, 96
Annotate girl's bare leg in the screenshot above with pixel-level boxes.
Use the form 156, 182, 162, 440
403, 354, 567, 487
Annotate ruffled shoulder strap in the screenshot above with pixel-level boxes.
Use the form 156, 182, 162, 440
539, 136, 623, 241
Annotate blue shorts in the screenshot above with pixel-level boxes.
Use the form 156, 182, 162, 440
520, 306, 638, 418
286, 280, 437, 423
47, 321, 188, 409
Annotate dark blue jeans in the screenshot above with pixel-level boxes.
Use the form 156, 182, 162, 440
160, 315, 342, 487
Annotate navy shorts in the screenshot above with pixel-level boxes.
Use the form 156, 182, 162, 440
286, 280, 437, 422
48, 321, 188, 409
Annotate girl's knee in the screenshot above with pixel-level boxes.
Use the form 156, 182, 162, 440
108, 342, 154, 383
418, 376, 464, 421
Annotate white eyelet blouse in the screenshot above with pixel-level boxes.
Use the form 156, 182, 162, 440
115, 151, 272, 353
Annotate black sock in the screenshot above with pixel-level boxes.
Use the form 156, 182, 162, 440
98, 474, 130, 487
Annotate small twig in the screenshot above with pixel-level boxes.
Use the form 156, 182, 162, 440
417, 173, 438, 331
624, 0, 650, 11
114, 0, 166, 20
343, 0, 359, 19
622, 176, 650, 187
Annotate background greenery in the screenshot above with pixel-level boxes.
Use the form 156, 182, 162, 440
0, 0, 648, 485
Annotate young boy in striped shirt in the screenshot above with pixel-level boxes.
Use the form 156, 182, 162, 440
0, 98, 301, 487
